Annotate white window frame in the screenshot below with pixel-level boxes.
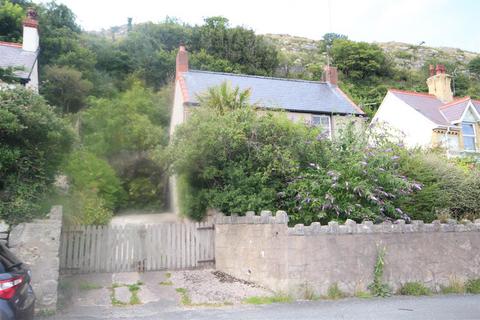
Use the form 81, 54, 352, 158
462, 122, 477, 152
311, 115, 332, 139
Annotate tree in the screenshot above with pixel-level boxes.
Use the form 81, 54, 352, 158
321, 32, 348, 52
37, 1, 83, 67
331, 39, 392, 81
197, 82, 251, 115
80, 82, 171, 209
468, 56, 480, 78
41, 65, 93, 113
0, 88, 73, 223
0, 0, 24, 42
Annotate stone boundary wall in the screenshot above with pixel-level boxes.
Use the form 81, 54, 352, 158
8, 206, 63, 312
215, 211, 480, 297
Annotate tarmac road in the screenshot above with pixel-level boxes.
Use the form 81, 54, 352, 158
44, 294, 480, 320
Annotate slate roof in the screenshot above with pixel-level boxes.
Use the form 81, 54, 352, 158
0, 42, 38, 80
181, 70, 364, 115
389, 89, 478, 125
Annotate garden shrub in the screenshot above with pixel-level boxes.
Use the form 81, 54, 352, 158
284, 124, 416, 225
396, 151, 480, 222
69, 189, 113, 225
63, 150, 126, 210
0, 88, 73, 223
169, 105, 322, 220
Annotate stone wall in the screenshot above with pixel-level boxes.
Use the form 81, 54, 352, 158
9, 206, 63, 312
215, 211, 480, 297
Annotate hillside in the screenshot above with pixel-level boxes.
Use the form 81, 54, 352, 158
264, 33, 478, 73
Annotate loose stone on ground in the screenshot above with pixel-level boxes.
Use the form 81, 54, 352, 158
170, 269, 272, 305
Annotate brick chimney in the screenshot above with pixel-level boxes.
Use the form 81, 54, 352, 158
176, 45, 189, 79
426, 64, 453, 103
22, 8, 39, 52
323, 65, 338, 85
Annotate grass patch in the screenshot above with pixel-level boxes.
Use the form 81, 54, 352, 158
36, 309, 56, 317
466, 279, 480, 294
159, 280, 173, 286
325, 283, 346, 300
165, 272, 172, 279
176, 288, 192, 305
128, 283, 142, 305
79, 282, 103, 290
354, 291, 373, 299
441, 279, 465, 294
243, 294, 293, 305
399, 282, 432, 296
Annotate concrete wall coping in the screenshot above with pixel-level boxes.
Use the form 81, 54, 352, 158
215, 210, 289, 225
215, 212, 480, 235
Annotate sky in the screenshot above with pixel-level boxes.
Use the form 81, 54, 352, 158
35, 0, 480, 52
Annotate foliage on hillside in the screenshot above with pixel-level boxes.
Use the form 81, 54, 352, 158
266, 34, 480, 116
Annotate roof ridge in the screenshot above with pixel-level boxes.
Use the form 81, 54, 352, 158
0, 41, 22, 48
187, 69, 332, 85
439, 96, 471, 109
388, 88, 437, 98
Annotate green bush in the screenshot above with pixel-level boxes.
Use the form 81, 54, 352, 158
169, 105, 322, 220
396, 151, 480, 222
466, 279, 480, 294
399, 282, 432, 296
0, 88, 73, 223
284, 123, 415, 225
63, 150, 126, 210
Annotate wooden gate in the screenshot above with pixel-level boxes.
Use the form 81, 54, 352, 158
59, 222, 215, 274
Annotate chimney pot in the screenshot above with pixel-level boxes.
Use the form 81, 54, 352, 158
427, 64, 453, 102
23, 8, 38, 28
22, 8, 39, 52
176, 45, 189, 79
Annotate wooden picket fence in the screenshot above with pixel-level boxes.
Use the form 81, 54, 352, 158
59, 222, 215, 274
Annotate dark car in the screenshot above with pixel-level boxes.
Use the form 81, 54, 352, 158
0, 243, 35, 320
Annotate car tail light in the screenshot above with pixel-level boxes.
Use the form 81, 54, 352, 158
0, 276, 23, 299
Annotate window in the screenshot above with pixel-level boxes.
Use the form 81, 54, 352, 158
462, 122, 476, 151
312, 115, 331, 138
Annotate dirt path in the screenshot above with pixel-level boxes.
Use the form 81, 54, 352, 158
110, 210, 181, 226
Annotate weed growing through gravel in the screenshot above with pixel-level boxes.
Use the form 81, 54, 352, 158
466, 279, 480, 294
176, 288, 192, 305
128, 283, 142, 305
399, 282, 432, 296
301, 283, 320, 300
160, 280, 173, 286
354, 291, 373, 299
441, 278, 465, 294
79, 282, 103, 290
243, 293, 293, 305
325, 283, 346, 300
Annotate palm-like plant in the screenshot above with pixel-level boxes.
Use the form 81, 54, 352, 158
197, 81, 252, 114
